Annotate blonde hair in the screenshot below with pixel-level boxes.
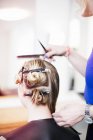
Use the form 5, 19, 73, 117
16, 59, 59, 113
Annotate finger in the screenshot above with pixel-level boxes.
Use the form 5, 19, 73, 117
44, 58, 55, 63
45, 51, 55, 58
54, 117, 66, 124
63, 124, 71, 127
46, 47, 52, 51
53, 117, 65, 123
39, 55, 55, 62
57, 121, 68, 127
53, 114, 62, 119
52, 112, 62, 118
63, 116, 84, 127
52, 111, 65, 117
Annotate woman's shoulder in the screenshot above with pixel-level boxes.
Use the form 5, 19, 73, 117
0, 122, 30, 140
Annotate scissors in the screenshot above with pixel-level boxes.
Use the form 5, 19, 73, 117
17, 40, 47, 58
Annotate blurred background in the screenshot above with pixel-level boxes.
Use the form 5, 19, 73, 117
0, 0, 93, 139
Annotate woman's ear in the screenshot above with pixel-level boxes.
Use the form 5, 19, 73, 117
15, 74, 22, 84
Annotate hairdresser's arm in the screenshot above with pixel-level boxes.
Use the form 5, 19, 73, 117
68, 48, 87, 76
45, 45, 87, 76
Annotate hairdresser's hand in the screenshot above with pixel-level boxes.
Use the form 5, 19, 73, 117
45, 45, 67, 58
52, 102, 85, 127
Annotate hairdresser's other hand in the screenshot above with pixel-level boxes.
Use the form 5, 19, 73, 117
45, 45, 67, 58
52, 102, 85, 127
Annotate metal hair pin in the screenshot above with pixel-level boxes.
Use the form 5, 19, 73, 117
24, 92, 32, 96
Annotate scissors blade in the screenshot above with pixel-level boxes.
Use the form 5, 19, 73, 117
38, 40, 48, 53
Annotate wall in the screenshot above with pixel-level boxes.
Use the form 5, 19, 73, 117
0, 0, 93, 95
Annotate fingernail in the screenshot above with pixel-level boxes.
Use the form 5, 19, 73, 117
44, 54, 48, 59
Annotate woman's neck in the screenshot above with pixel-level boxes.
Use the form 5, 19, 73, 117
27, 104, 52, 122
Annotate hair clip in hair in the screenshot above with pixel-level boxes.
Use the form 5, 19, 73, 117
42, 68, 51, 73
24, 92, 32, 96
41, 88, 50, 94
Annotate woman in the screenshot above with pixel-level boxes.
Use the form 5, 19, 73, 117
0, 59, 80, 140
45, 0, 93, 139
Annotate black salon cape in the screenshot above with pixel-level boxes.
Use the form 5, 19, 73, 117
86, 124, 93, 140
0, 118, 80, 140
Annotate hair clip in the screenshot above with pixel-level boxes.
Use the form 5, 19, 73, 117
24, 92, 32, 96
44, 68, 51, 73
22, 68, 51, 74
41, 88, 50, 94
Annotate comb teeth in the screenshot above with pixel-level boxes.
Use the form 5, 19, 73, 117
17, 54, 45, 58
